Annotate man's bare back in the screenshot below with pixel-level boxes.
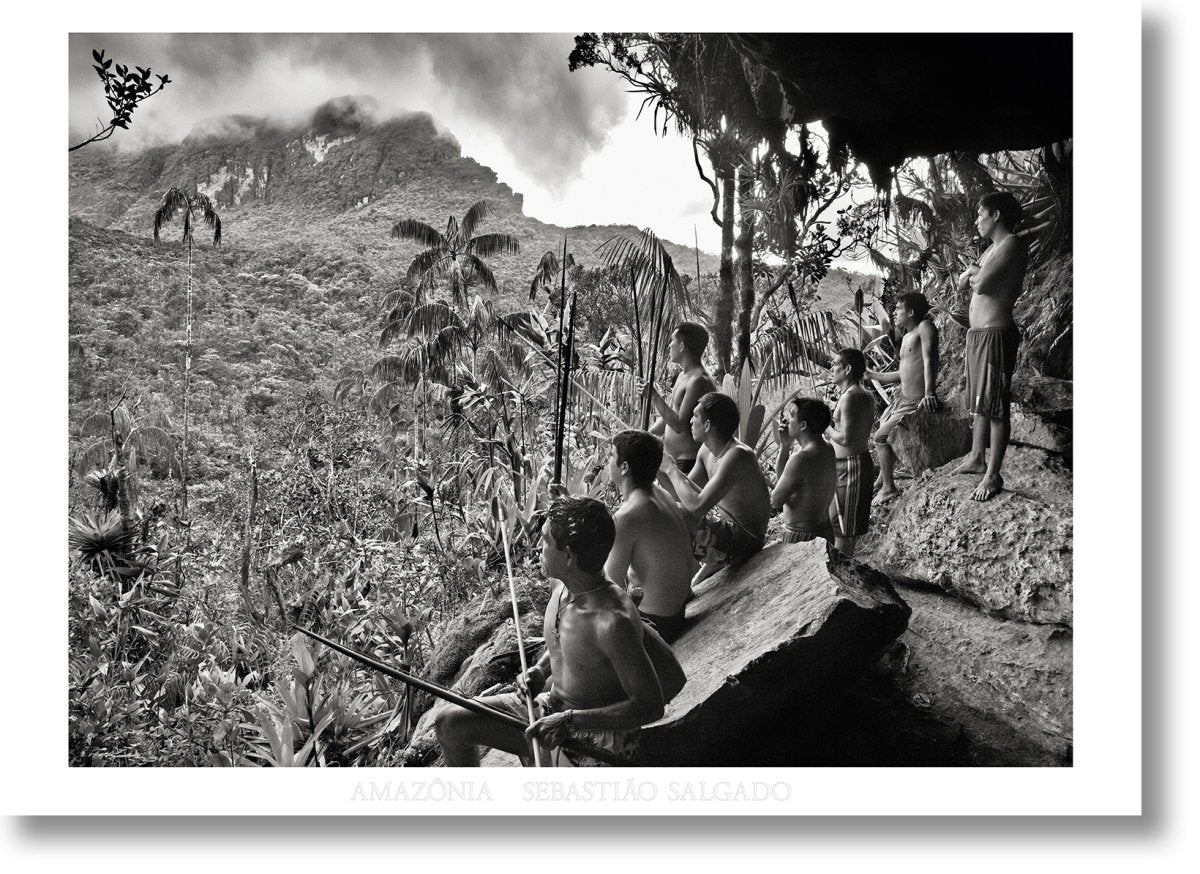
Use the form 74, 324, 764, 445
693, 441, 771, 539
777, 442, 836, 531
543, 582, 647, 710
608, 486, 695, 617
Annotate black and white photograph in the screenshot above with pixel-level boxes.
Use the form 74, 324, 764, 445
8, 0, 1190, 861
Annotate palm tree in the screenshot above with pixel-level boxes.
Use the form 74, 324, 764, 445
390, 200, 520, 305
153, 188, 221, 525
76, 402, 178, 538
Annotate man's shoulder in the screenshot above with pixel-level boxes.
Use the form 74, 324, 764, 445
916, 319, 938, 340
682, 369, 716, 391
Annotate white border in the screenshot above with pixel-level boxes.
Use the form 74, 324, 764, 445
3, 0, 1152, 825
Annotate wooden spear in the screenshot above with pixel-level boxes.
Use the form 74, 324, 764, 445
552, 236, 568, 481
498, 514, 542, 767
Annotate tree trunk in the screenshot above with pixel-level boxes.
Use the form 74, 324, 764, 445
732, 159, 757, 376
239, 447, 264, 626
112, 431, 135, 541
182, 238, 192, 529
713, 172, 736, 378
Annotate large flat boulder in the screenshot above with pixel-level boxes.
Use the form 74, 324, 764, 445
864, 445, 1073, 625
889, 407, 973, 476
639, 541, 910, 766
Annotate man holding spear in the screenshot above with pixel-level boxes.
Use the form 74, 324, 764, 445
435, 496, 679, 766
639, 322, 716, 475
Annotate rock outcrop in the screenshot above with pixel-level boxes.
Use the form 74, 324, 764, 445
864, 445, 1073, 625
403, 609, 542, 767
638, 541, 910, 766
889, 407, 973, 476
873, 582, 1072, 765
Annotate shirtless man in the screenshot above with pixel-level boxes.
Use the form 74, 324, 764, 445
663, 392, 771, 586
639, 322, 717, 475
825, 348, 876, 557
436, 496, 682, 766
865, 292, 940, 502
951, 192, 1030, 501
605, 430, 697, 642
771, 397, 837, 543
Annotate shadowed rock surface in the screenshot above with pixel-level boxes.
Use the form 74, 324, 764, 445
639, 541, 910, 766
889, 408, 973, 477
864, 446, 1073, 625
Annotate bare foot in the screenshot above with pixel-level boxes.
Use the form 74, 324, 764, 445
953, 457, 987, 476
873, 474, 884, 492
971, 474, 1004, 501
875, 486, 901, 503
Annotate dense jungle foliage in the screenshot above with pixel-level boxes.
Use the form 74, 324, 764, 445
68, 38, 1070, 766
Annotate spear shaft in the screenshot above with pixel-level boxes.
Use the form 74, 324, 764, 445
498, 517, 542, 767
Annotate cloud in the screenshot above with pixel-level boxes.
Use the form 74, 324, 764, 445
68, 34, 630, 191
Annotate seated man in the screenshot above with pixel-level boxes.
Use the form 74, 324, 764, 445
771, 397, 837, 543
662, 392, 771, 586
435, 496, 682, 767
825, 348, 876, 557
865, 291, 940, 502
604, 430, 698, 642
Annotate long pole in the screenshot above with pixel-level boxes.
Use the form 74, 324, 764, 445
552, 237, 568, 481
630, 266, 644, 418
293, 627, 636, 767
499, 517, 542, 767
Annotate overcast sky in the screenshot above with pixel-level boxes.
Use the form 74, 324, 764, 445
69, 33, 723, 254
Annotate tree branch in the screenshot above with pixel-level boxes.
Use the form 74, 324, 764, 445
693, 138, 722, 229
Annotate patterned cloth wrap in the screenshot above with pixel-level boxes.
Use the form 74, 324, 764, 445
692, 511, 764, 567
491, 690, 639, 767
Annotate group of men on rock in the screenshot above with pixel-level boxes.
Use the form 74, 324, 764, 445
436, 192, 1030, 767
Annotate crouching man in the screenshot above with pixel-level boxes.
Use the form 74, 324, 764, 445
436, 496, 682, 766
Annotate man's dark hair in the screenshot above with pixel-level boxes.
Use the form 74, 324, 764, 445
673, 322, 709, 359
545, 496, 616, 573
696, 392, 740, 440
612, 429, 662, 487
897, 291, 931, 323
788, 397, 832, 433
836, 347, 866, 381
978, 191, 1025, 230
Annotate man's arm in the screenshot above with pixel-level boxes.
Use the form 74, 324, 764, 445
669, 450, 737, 518
770, 452, 806, 511
826, 394, 873, 447
969, 237, 1028, 294
652, 374, 711, 435
648, 417, 665, 437
604, 511, 637, 587
864, 368, 901, 384
918, 322, 940, 411
573, 615, 665, 729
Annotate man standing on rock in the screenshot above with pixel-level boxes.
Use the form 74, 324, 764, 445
639, 322, 717, 475
825, 348, 876, 557
952, 192, 1029, 501
435, 496, 681, 766
605, 430, 697, 643
865, 292, 940, 502
663, 391, 771, 585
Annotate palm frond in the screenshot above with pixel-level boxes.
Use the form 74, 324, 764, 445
128, 426, 179, 474
153, 187, 192, 243
76, 441, 113, 478
406, 302, 465, 338
461, 253, 499, 294
390, 219, 443, 248
459, 200, 495, 242
469, 233, 521, 260
404, 247, 445, 285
